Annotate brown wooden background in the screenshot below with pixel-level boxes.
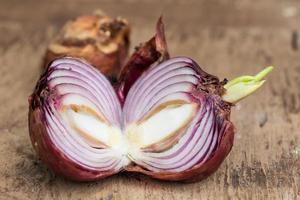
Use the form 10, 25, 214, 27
0, 0, 299, 199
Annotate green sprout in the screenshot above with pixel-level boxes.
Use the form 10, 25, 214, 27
222, 66, 274, 104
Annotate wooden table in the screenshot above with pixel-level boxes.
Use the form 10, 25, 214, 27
0, 0, 299, 199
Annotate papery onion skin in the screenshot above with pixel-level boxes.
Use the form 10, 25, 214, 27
117, 17, 169, 102
44, 13, 130, 80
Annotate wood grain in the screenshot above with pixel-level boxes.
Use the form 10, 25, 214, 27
0, 0, 299, 199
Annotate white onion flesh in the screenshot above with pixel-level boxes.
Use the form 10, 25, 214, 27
137, 103, 196, 147
62, 108, 120, 146
126, 102, 197, 150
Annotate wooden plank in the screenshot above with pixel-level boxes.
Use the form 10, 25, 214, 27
0, 0, 299, 199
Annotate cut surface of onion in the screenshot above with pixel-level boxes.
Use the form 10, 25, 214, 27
29, 56, 234, 181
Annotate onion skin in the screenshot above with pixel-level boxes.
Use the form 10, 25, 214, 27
118, 17, 169, 101
44, 13, 130, 80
